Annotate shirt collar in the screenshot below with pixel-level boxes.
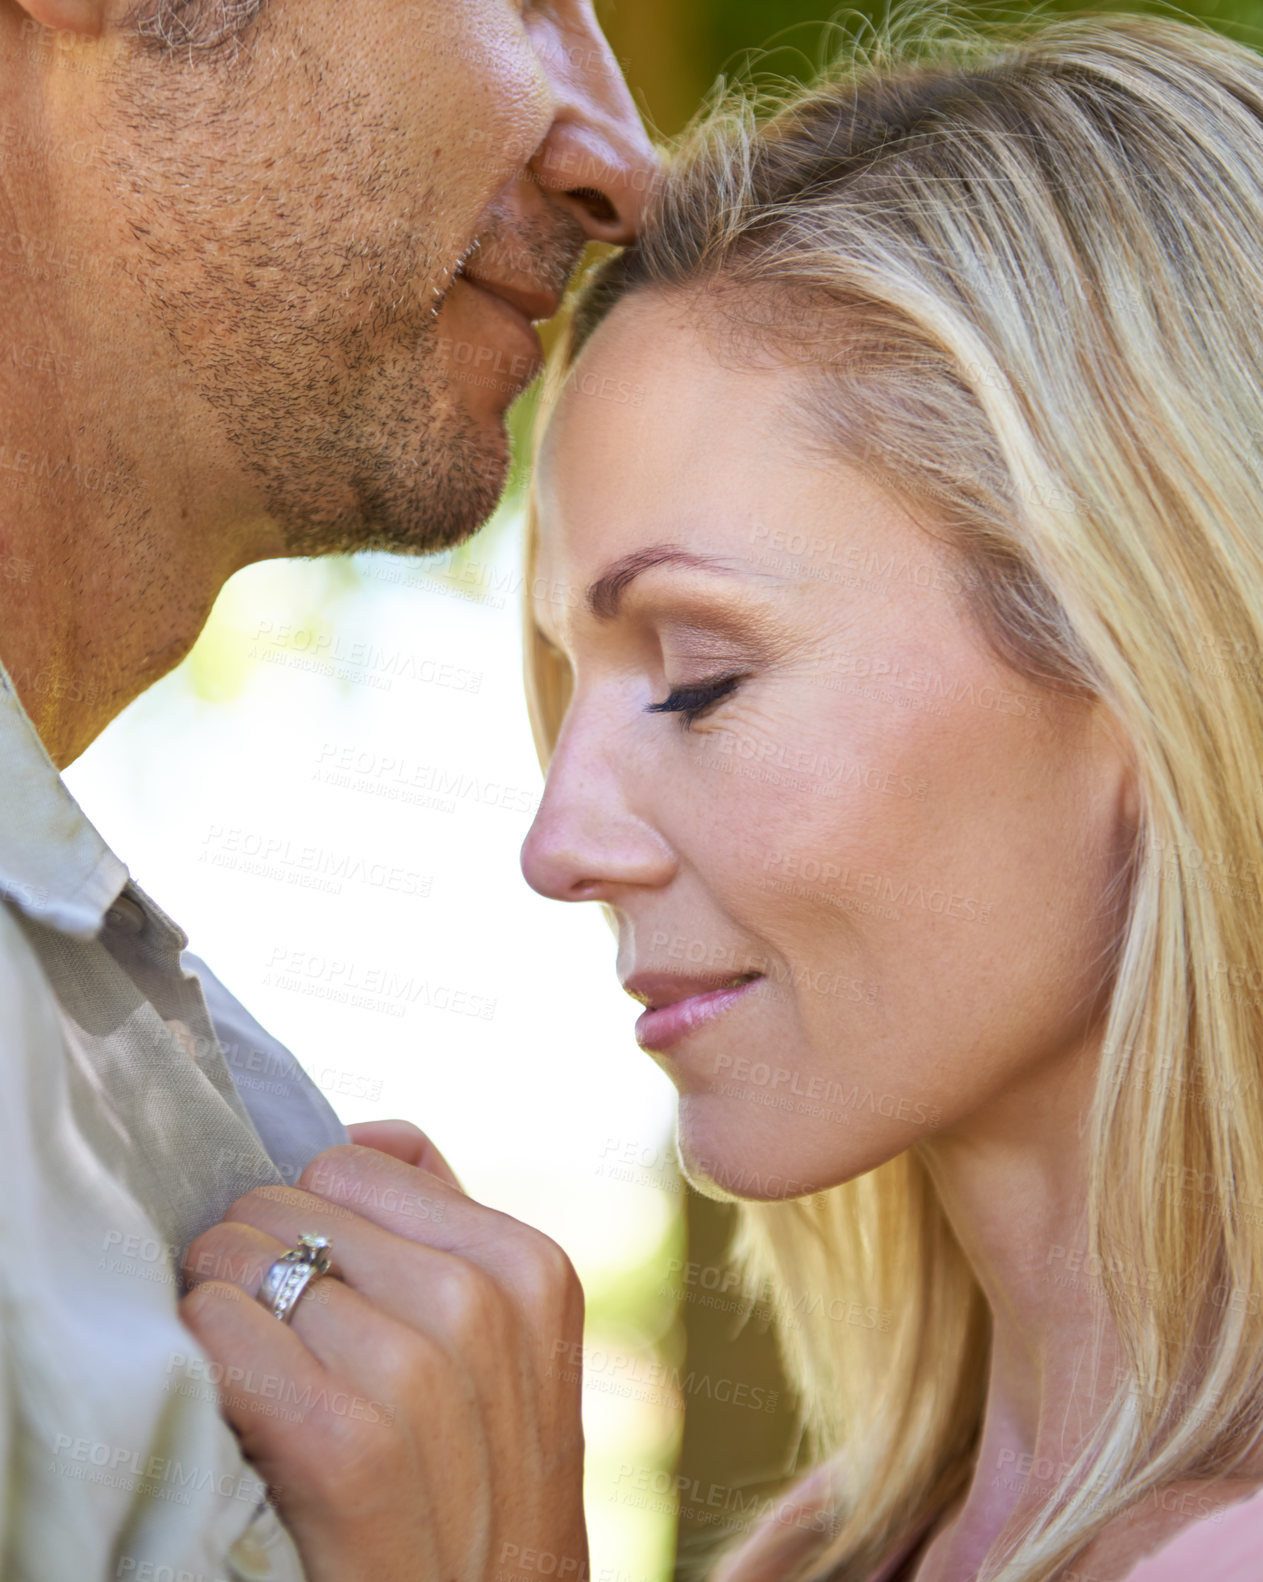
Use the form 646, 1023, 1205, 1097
0, 661, 130, 940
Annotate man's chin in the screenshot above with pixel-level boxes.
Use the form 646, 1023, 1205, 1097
362, 463, 509, 557
277, 419, 513, 559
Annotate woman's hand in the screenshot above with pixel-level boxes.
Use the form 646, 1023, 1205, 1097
178, 1122, 587, 1582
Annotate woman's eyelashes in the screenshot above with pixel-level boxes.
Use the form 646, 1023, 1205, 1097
646, 673, 746, 730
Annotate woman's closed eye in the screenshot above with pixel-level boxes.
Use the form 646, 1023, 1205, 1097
646, 674, 746, 730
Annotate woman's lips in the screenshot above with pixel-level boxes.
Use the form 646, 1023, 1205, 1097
623, 972, 762, 1053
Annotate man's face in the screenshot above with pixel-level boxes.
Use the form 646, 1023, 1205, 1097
96, 0, 654, 556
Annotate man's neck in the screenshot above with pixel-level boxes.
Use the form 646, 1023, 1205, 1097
0, 377, 275, 766
0, 392, 278, 764
0, 539, 214, 769
0, 66, 290, 767
0, 252, 282, 766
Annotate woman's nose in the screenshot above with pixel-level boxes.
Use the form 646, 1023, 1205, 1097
520, 733, 675, 903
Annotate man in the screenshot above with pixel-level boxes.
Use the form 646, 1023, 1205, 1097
0, 1, 655, 1576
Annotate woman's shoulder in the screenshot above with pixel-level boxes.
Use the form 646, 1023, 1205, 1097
856, 1478, 1263, 1582
706, 1458, 938, 1582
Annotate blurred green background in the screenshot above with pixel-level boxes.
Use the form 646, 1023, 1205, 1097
599, 0, 1263, 142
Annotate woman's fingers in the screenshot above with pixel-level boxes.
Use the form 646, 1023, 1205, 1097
182, 1214, 478, 1400
296, 1145, 584, 1333
178, 1269, 451, 1576
208, 1187, 504, 1326
194, 1155, 585, 1405
176, 1152, 588, 1582
178, 1271, 333, 1472
345, 1119, 466, 1192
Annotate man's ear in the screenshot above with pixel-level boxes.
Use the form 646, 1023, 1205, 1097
11, 0, 109, 37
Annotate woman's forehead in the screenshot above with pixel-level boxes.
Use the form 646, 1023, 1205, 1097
536, 318, 809, 557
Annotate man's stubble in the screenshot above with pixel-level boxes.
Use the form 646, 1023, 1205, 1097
102, 33, 574, 559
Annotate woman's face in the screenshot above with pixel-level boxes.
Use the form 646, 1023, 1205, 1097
521, 292, 1137, 1201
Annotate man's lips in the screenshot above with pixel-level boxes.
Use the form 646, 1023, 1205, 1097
621, 971, 763, 1053
456, 269, 561, 325
445, 269, 557, 383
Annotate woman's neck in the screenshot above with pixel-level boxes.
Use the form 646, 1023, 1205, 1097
909, 1029, 1263, 1580
914, 1031, 1132, 1572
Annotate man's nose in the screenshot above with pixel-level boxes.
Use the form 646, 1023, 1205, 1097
529, 10, 661, 243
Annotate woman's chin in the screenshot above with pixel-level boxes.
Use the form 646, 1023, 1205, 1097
673, 1097, 827, 1202
674, 1093, 919, 1203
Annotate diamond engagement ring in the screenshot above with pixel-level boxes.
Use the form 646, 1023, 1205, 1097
257, 1233, 334, 1324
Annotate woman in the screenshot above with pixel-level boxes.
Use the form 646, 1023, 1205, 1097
517, 8, 1263, 1580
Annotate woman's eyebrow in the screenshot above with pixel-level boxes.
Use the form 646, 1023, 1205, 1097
585, 544, 770, 620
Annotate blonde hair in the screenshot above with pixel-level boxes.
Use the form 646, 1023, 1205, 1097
523, 5, 1263, 1577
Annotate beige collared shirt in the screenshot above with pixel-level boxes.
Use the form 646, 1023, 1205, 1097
0, 663, 349, 1581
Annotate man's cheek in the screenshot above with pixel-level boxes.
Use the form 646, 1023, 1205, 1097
401, 9, 551, 182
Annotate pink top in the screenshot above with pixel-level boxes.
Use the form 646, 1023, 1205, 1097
861, 1484, 1263, 1581
1119, 1483, 1263, 1580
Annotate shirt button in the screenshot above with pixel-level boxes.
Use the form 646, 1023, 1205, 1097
104, 894, 146, 935
226, 1525, 274, 1579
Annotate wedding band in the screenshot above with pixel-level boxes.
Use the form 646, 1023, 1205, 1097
257, 1233, 334, 1324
